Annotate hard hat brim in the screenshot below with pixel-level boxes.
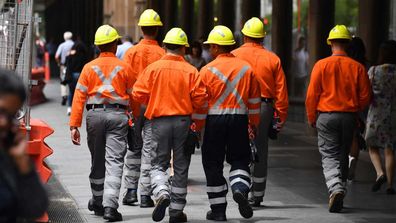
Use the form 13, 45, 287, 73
203, 40, 236, 46
241, 30, 266, 38
95, 35, 122, 46
138, 22, 163, 27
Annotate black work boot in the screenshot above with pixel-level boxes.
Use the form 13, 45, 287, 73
249, 196, 263, 207
140, 195, 155, 208
152, 194, 170, 222
122, 189, 137, 205
103, 207, 123, 222
233, 190, 253, 219
169, 212, 187, 223
87, 198, 104, 216
206, 210, 227, 221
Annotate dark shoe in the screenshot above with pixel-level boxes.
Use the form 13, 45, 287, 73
372, 175, 387, 192
329, 192, 344, 213
140, 195, 155, 208
122, 189, 138, 205
61, 96, 67, 106
249, 196, 262, 207
206, 210, 227, 221
103, 207, 122, 222
152, 194, 170, 222
88, 198, 104, 216
386, 188, 395, 195
233, 190, 253, 219
169, 212, 187, 223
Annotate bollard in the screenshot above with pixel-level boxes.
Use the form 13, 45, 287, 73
44, 52, 50, 82
20, 118, 54, 223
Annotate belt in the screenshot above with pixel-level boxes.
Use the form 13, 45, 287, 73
261, 97, 273, 103
86, 104, 127, 111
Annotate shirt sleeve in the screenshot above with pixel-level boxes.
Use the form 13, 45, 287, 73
132, 68, 152, 105
125, 65, 140, 118
55, 43, 62, 58
248, 69, 261, 126
305, 62, 322, 124
191, 70, 208, 130
69, 66, 89, 127
274, 59, 289, 122
357, 65, 372, 111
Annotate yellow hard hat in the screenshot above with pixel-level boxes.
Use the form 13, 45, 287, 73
204, 25, 236, 45
327, 24, 352, 45
138, 9, 163, 27
163, 27, 189, 47
242, 17, 266, 38
94, 25, 121, 45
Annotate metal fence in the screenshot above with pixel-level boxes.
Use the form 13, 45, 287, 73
0, 0, 34, 126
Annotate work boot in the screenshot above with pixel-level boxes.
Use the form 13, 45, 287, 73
206, 210, 227, 221
140, 195, 155, 208
233, 190, 253, 219
103, 207, 123, 222
152, 194, 170, 222
249, 196, 262, 207
169, 212, 187, 223
328, 191, 344, 213
122, 189, 138, 205
87, 198, 104, 216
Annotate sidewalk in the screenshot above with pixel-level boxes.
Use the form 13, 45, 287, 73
32, 81, 396, 223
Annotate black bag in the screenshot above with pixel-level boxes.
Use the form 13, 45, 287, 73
184, 129, 200, 155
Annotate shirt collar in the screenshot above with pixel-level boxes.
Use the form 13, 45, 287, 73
140, 39, 159, 46
242, 42, 264, 49
162, 54, 185, 62
99, 52, 116, 58
332, 50, 347, 56
217, 53, 235, 59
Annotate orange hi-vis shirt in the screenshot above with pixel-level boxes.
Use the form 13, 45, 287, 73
132, 54, 208, 122
199, 53, 261, 126
232, 42, 289, 122
123, 39, 165, 78
69, 52, 138, 127
305, 50, 372, 123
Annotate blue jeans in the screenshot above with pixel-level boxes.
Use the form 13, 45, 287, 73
68, 72, 80, 107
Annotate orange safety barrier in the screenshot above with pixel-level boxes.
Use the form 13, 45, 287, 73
20, 118, 54, 223
31, 67, 47, 106
44, 52, 50, 81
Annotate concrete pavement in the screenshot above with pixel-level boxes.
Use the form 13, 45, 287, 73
32, 81, 396, 223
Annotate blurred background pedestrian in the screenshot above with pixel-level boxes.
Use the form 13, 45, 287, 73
116, 35, 134, 59
185, 41, 206, 70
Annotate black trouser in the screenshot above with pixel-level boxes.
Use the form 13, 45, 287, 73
202, 114, 251, 213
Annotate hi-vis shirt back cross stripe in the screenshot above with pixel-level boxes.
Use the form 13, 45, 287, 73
70, 52, 138, 127
199, 53, 261, 126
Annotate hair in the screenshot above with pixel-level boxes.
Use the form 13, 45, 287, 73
330, 39, 350, 45
346, 36, 367, 66
0, 69, 26, 103
141, 26, 158, 36
64, 31, 73, 40
245, 35, 264, 44
164, 43, 183, 51
378, 40, 396, 65
190, 41, 203, 57
218, 44, 235, 53
97, 40, 118, 53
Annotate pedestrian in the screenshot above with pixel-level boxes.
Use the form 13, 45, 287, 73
200, 25, 261, 221
122, 9, 165, 208
185, 41, 206, 70
132, 27, 207, 223
0, 69, 48, 222
346, 36, 369, 181
292, 35, 309, 97
305, 25, 372, 213
116, 35, 133, 59
365, 40, 396, 195
69, 25, 138, 222
64, 41, 88, 116
55, 31, 74, 106
232, 17, 289, 207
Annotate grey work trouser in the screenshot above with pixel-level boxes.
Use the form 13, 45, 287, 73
251, 102, 273, 200
150, 116, 191, 217
86, 108, 128, 209
316, 113, 356, 196
124, 108, 153, 195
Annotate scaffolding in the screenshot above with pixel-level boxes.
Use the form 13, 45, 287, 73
0, 0, 35, 128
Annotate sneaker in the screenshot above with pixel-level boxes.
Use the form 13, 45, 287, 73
152, 194, 170, 222
87, 198, 104, 216
206, 210, 227, 221
140, 195, 155, 208
169, 212, 187, 223
67, 107, 71, 116
329, 192, 344, 213
233, 190, 253, 219
122, 189, 138, 205
61, 96, 67, 106
103, 207, 122, 222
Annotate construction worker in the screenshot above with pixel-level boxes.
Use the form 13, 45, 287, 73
69, 25, 138, 221
232, 17, 289, 207
305, 25, 371, 213
200, 25, 261, 221
132, 28, 207, 223
122, 9, 165, 208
